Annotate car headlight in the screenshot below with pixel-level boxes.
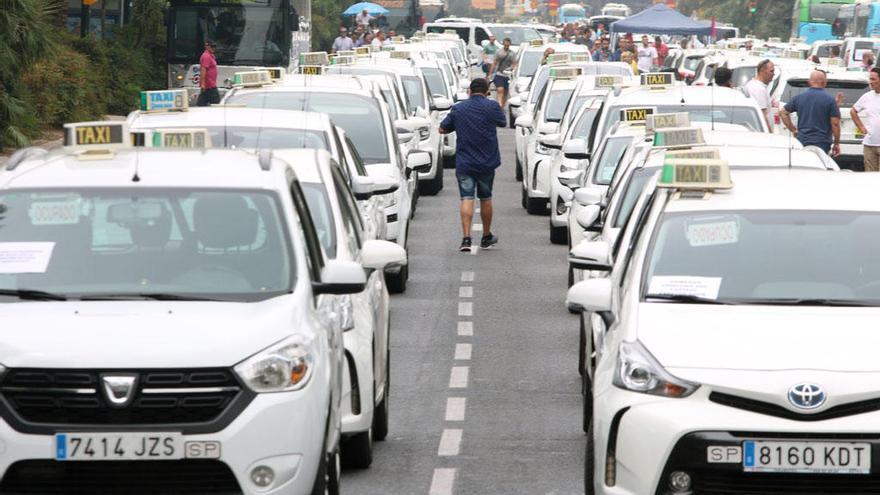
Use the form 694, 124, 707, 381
613, 341, 699, 398
418, 127, 430, 140
235, 335, 315, 393
536, 142, 553, 155
378, 191, 397, 208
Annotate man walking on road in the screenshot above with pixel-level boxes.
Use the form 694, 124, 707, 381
196, 41, 219, 106
852, 68, 880, 171
779, 70, 841, 156
744, 59, 775, 132
439, 79, 506, 252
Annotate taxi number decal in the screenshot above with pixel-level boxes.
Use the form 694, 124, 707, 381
686, 220, 740, 247
75, 125, 123, 146
29, 200, 81, 226
621, 108, 653, 122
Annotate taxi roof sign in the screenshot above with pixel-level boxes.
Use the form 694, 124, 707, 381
299, 51, 330, 66
546, 53, 572, 66
149, 128, 212, 149
233, 70, 272, 87
391, 36, 406, 43
652, 127, 706, 148
783, 49, 804, 59
658, 158, 733, 190
390, 50, 411, 60
140, 89, 188, 112
549, 67, 582, 79
355, 46, 372, 57
646, 112, 690, 132
63, 121, 129, 156
336, 50, 356, 57
665, 148, 721, 160
570, 53, 591, 62
297, 65, 324, 75
529, 38, 544, 47
595, 75, 623, 88
260, 67, 285, 80
620, 107, 655, 123
331, 55, 357, 65
641, 72, 674, 87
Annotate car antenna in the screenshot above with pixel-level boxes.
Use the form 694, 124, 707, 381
788, 121, 793, 169
132, 150, 141, 182
710, 81, 715, 131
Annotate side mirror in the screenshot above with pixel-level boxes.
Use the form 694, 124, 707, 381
563, 138, 590, 159
566, 278, 612, 313
397, 129, 415, 144
509, 95, 523, 107
576, 204, 601, 230
431, 96, 453, 111
574, 187, 603, 206
557, 169, 583, 188
360, 239, 407, 270
351, 175, 376, 200
569, 240, 611, 271
369, 174, 399, 195
537, 121, 560, 135
406, 150, 432, 173
313, 260, 367, 295
515, 115, 534, 129
539, 133, 562, 149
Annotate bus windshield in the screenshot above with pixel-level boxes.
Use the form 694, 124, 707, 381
169, 0, 289, 66
810, 2, 844, 23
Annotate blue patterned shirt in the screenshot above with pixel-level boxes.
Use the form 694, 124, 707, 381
439, 95, 507, 175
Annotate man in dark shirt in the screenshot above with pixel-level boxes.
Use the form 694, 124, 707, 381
779, 70, 841, 156
439, 79, 507, 252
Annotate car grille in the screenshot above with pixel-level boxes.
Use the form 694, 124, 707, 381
0, 459, 241, 494
710, 391, 880, 421
0, 368, 254, 434
693, 472, 880, 494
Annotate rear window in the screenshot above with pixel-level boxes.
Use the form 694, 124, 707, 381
783, 79, 868, 108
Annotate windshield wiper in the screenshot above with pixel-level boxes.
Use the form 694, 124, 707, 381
748, 298, 879, 307
80, 293, 223, 302
645, 294, 734, 305
0, 289, 68, 301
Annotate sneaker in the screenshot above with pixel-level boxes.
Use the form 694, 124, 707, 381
459, 237, 472, 252
480, 233, 499, 249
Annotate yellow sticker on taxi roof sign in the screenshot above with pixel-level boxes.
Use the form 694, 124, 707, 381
546, 53, 572, 66
298, 65, 324, 75
641, 72, 674, 87
355, 46, 372, 57
659, 158, 733, 190
653, 127, 706, 148
620, 107, 655, 122
233, 70, 272, 87
299, 51, 330, 66
63, 121, 128, 150
149, 128, 211, 149
595, 75, 623, 88
646, 112, 690, 132
529, 38, 544, 47
549, 67, 582, 79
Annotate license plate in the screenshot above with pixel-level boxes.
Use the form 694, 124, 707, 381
55, 433, 184, 461
743, 440, 871, 474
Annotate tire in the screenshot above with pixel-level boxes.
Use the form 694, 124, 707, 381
373, 350, 390, 441
341, 428, 373, 469
508, 108, 516, 129
520, 185, 527, 209
526, 196, 547, 215
311, 432, 341, 495
550, 223, 567, 245
419, 166, 443, 196
578, 315, 586, 378
568, 265, 574, 288
584, 415, 595, 494
386, 261, 408, 294
515, 154, 523, 182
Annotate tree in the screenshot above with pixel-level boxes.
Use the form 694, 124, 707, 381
0, 0, 58, 147
312, 0, 343, 51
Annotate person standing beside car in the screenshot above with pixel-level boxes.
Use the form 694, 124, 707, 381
852, 68, 880, 171
489, 37, 516, 109
196, 41, 220, 106
744, 59, 776, 132
779, 69, 841, 156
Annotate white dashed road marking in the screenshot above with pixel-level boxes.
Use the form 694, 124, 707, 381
459, 286, 473, 298
438, 429, 463, 456
449, 366, 469, 388
457, 321, 473, 336
429, 468, 456, 495
461, 271, 475, 282
445, 397, 466, 421
458, 302, 473, 317
454, 343, 472, 361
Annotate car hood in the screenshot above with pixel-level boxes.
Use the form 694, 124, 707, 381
0, 295, 309, 368
639, 304, 880, 372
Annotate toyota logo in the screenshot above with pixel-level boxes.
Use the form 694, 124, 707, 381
788, 383, 826, 410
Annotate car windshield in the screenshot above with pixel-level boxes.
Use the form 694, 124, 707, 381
813, 43, 841, 58
811, 3, 843, 23
421, 67, 449, 98
603, 105, 764, 136
683, 56, 703, 72
783, 79, 868, 108
300, 183, 336, 259
491, 26, 541, 45
324, 66, 417, 115
224, 92, 391, 164
731, 66, 759, 88
592, 136, 632, 186
0, 188, 294, 301
519, 51, 543, 77
545, 89, 575, 122
644, 210, 880, 304
134, 126, 327, 150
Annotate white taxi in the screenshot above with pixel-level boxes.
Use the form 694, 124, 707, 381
510, 41, 590, 125
568, 160, 880, 495
0, 121, 379, 494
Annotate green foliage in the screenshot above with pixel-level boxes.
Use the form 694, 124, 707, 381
313, 0, 344, 51
679, 0, 796, 40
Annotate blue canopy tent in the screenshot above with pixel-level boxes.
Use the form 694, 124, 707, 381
343, 2, 390, 16
609, 4, 713, 36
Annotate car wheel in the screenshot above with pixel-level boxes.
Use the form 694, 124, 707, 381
341, 428, 373, 469
568, 265, 574, 288
515, 154, 523, 182
526, 196, 547, 215
584, 415, 595, 493
550, 223, 567, 245
578, 315, 586, 377
508, 108, 515, 129
520, 185, 527, 209
386, 260, 408, 294
373, 351, 390, 441
419, 166, 444, 196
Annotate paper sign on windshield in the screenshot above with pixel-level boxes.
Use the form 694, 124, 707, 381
0, 242, 55, 274
648, 276, 722, 300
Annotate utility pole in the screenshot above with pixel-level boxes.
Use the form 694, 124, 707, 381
80, 0, 98, 37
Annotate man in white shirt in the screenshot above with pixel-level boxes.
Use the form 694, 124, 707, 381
744, 59, 775, 132
852, 67, 880, 171
637, 35, 658, 73
356, 9, 372, 29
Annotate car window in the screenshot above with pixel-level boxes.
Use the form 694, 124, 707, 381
135, 126, 328, 150
331, 167, 363, 254
783, 79, 868, 107
591, 136, 632, 185
301, 183, 336, 259
421, 67, 449, 98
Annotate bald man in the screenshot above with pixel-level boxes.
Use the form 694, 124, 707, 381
780, 70, 841, 156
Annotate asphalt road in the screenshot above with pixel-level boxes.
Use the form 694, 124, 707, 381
342, 127, 585, 494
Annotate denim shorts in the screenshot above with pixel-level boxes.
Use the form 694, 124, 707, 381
457, 171, 495, 200
492, 74, 510, 90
